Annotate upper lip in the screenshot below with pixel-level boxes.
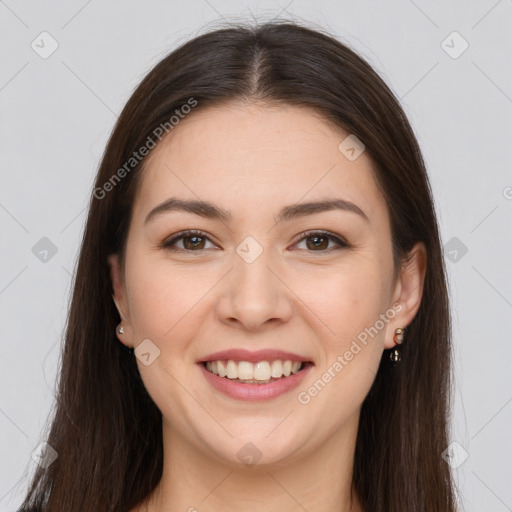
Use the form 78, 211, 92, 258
197, 348, 312, 364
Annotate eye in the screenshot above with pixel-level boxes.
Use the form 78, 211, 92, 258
162, 229, 349, 253
162, 230, 217, 252
293, 230, 349, 252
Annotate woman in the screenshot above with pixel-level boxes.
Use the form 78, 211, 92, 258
18, 20, 459, 512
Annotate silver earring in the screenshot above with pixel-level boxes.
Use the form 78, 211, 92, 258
117, 325, 125, 335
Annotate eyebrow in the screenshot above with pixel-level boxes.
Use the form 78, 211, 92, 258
144, 197, 369, 225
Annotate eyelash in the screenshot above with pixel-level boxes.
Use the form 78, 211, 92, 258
161, 229, 350, 253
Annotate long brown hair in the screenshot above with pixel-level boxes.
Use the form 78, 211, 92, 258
18, 20, 459, 512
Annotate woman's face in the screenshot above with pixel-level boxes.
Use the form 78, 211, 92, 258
110, 101, 425, 467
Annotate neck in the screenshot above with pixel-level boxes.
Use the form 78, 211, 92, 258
144, 415, 363, 512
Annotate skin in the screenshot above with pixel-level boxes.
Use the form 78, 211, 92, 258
109, 101, 427, 512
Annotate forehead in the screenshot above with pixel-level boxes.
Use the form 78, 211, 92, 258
133, 102, 388, 226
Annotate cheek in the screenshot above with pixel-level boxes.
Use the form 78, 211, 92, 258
298, 266, 388, 413
125, 253, 221, 351
296, 260, 390, 347
125, 257, 186, 337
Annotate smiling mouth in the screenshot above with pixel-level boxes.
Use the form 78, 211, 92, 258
203, 359, 312, 384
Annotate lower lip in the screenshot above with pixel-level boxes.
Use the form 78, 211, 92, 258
198, 362, 313, 401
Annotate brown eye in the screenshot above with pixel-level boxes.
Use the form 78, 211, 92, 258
162, 230, 215, 252
182, 235, 206, 250
162, 230, 349, 254
294, 231, 349, 252
305, 234, 329, 250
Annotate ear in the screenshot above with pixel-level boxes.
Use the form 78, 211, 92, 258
108, 254, 133, 347
385, 242, 427, 349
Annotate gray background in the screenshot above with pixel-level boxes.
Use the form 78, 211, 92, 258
1, 1, 511, 511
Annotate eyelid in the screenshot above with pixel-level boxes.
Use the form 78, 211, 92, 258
291, 229, 349, 252
162, 229, 218, 251
162, 229, 349, 252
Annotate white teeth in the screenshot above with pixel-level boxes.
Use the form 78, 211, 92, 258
205, 359, 304, 381
217, 360, 227, 377
237, 361, 253, 380
226, 360, 237, 379
254, 361, 271, 380
271, 360, 283, 378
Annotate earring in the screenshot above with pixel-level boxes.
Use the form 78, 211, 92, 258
390, 327, 405, 365
393, 328, 404, 345
116, 325, 134, 355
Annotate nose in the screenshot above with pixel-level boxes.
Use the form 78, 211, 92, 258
215, 247, 293, 332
